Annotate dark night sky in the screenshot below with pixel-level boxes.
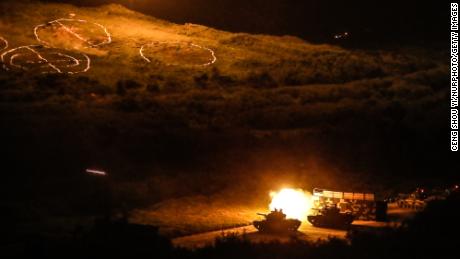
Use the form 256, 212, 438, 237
45, 0, 447, 44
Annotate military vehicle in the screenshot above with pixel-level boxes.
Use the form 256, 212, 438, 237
312, 188, 387, 221
397, 188, 428, 210
253, 209, 301, 233
307, 205, 354, 229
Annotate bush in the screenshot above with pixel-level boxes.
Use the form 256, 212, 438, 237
36, 74, 69, 91
194, 73, 209, 89
116, 79, 143, 96
115, 95, 141, 112
210, 68, 236, 87
147, 83, 161, 93
246, 72, 278, 88
117, 83, 127, 96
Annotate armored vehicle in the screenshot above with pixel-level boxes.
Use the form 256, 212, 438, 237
253, 209, 301, 233
307, 205, 354, 229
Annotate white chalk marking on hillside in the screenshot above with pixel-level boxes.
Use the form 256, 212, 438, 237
45, 52, 91, 74
34, 18, 112, 49
1, 45, 90, 74
139, 41, 217, 67
191, 43, 217, 66
139, 44, 150, 63
2, 45, 59, 73
27, 46, 62, 73
0, 36, 8, 51
54, 53, 80, 68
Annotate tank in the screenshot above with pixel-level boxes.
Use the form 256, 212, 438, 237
253, 210, 301, 233
397, 188, 428, 210
307, 205, 354, 229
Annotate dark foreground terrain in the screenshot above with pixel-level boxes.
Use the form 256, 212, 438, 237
4, 192, 460, 258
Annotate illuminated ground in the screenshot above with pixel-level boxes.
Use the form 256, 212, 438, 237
140, 41, 216, 66
131, 194, 263, 237
1, 45, 90, 74
172, 203, 411, 249
34, 18, 112, 50
0, 0, 445, 85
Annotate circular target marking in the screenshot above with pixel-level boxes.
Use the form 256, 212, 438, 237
1, 45, 91, 74
0, 36, 8, 51
140, 41, 217, 67
34, 18, 112, 49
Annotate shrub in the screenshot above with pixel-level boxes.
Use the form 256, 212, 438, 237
194, 73, 209, 89
36, 74, 69, 91
246, 72, 278, 88
115, 95, 141, 112
116, 83, 127, 96
210, 68, 236, 87
147, 83, 161, 93
117, 79, 143, 91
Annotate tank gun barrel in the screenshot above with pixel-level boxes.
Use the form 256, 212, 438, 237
257, 213, 267, 217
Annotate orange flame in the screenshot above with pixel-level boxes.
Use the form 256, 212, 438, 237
269, 188, 313, 221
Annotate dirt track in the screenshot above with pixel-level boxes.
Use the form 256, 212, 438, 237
172, 204, 412, 249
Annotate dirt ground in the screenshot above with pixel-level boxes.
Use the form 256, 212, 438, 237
171, 203, 413, 249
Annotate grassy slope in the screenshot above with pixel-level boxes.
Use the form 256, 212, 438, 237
0, 0, 445, 87
0, 1, 449, 133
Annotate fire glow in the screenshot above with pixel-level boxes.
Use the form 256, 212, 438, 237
269, 188, 313, 221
